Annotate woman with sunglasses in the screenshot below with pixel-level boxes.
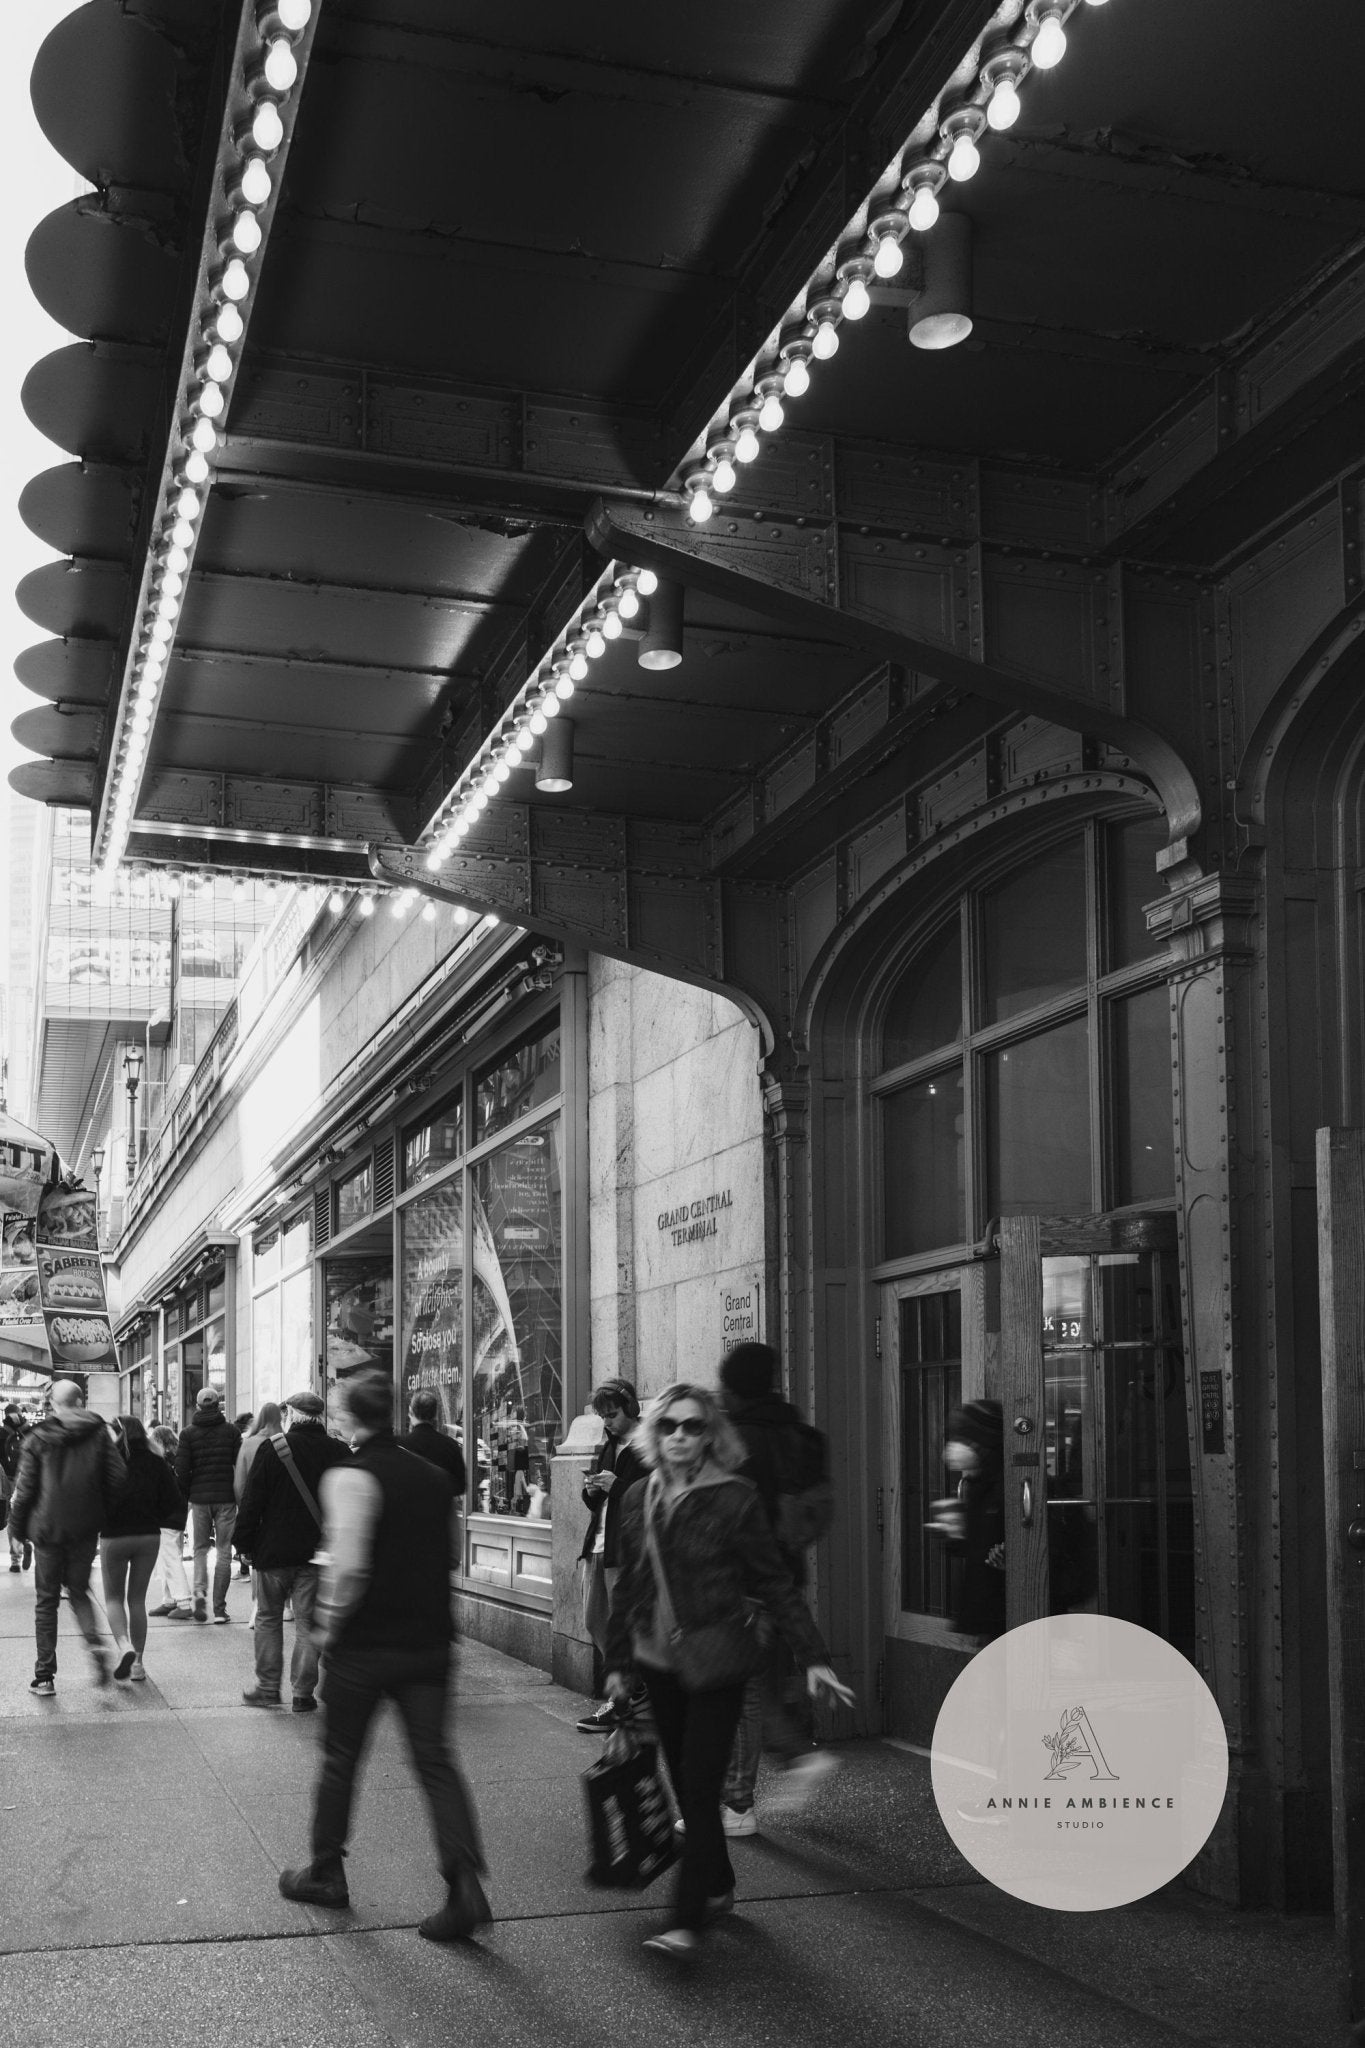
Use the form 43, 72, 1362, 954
604, 1382, 854, 1960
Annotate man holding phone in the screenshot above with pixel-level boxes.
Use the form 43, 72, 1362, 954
576, 1378, 644, 1733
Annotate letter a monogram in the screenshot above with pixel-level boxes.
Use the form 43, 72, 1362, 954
1042, 1704, 1119, 1781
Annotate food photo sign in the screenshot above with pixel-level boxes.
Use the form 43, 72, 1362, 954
0, 1109, 116, 1389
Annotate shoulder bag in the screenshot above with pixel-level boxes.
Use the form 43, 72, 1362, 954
641, 1480, 761, 1694
268, 1432, 323, 1527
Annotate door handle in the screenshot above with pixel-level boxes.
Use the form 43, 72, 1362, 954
1020, 1479, 1034, 1527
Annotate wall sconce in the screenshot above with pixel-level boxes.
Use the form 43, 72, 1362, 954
908, 213, 973, 351
536, 719, 574, 794
638, 579, 683, 671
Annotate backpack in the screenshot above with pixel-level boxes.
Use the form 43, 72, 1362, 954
774, 1421, 835, 1550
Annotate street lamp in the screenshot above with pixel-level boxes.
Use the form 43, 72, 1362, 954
90, 1145, 105, 1251
123, 1043, 145, 1187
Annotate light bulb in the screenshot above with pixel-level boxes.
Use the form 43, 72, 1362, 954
160, 571, 183, 597
782, 353, 811, 395
734, 422, 760, 462
198, 381, 225, 419
842, 275, 870, 320
358, 893, 375, 917
165, 546, 189, 574
617, 585, 639, 619
141, 655, 165, 680
542, 690, 561, 716
156, 592, 179, 621
688, 484, 713, 523
167, 876, 181, 899
481, 772, 498, 795
602, 606, 624, 638
177, 483, 203, 516
554, 674, 575, 701
585, 624, 606, 658
251, 100, 285, 152
190, 419, 217, 454
530, 711, 548, 735
213, 305, 243, 347
221, 259, 250, 301
231, 210, 262, 254
472, 790, 488, 811
391, 892, 408, 917
453, 906, 469, 926
1032, 10, 1066, 66
277, 0, 312, 28
757, 392, 783, 433
420, 901, 436, 923
811, 318, 840, 360
241, 156, 272, 207
515, 727, 536, 753
172, 517, 195, 547
150, 619, 173, 645
987, 77, 1021, 129
712, 455, 737, 493
137, 680, 158, 704
328, 890, 345, 913
637, 567, 658, 596
425, 848, 443, 870
948, 130, 980, 181
873, 234, 904, 279
494, 761, 511, 783
568, 648, 589, 681
263, 38, 298, 91
907, 183, 940, 232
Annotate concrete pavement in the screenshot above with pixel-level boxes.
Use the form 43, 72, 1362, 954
0, 1558, 1346, 2047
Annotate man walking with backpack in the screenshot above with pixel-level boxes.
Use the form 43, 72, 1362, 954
9, 1378, 126, 1694
234, 1388, 350, 1712
717, 1342, 838, 1835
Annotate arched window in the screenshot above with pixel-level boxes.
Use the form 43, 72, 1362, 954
876, 815, 1172, 1262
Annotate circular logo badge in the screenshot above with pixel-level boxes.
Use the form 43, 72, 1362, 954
931, 1615, 1228, 1911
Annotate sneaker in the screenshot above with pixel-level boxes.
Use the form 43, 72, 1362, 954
90, 1647, 111, 1688
417, 1870, 492, 1943
29, 1675, 55, 1696
193, 1602, 208, 1623
768, 1748, 840, 1814
643, 1928, 700, 1960
291, 1696, 318, 1715
213, 1610, 230, 1625
148, 1602, 178, 1618
279, 1862, 349, 1908
170, 1604, 194, 1620
130, 1658, 146, 1682
113, 1650, 136, 1681
242, 1686, 282, 1709
575, 1701, 618, 1734
8, 1561, 19, 1573
722, 1804, 758, 1837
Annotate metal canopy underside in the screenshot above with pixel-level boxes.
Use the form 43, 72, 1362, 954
14, 0, 1365, 899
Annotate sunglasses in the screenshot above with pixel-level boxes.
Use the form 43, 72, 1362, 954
657, 1415, 707, 1439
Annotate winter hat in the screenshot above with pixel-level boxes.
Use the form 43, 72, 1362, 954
284, 1388, 324, 1417
719, 1342, 778, 1402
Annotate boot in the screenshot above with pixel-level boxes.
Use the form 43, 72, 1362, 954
418, 1867, 492, 1943
279, 1858, 349, 1908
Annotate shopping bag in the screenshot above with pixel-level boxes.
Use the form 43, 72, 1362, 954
583, 1724, 678, 1890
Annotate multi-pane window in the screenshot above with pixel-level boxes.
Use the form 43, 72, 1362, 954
163, 1271, 228, 1426
250, 1210, 311, 1413
877, 816, 1172, 1259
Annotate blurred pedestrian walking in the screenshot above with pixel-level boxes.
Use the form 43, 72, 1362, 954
604, 1383, 853, 1961
147, 1424, 193, 1618
404, 1388, 466, 1491
101, 1415, 186, 1681
576, 1378, 645, 1734
234, 1402, 282, 1582
174, 1388, 242, 1623
2, 1402, 32, 1574
9, 1378, 126, 1695
235, 1389, 349, 1712
278, 1371, 490, 1942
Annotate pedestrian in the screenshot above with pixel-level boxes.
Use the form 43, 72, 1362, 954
100, 1415, 186, 1681
235, 1402, 284, 1501
173, 1387, 243, 1623
404, 1388, 466, 1492
278, 1370, 490, 1942
234, 1388, 350, 1712
576, 1378, 646, 1734
147, 1424, 194, 1618
937, 1400, 1007, 1643
604, 1383, 854, 1961
9, 1378, 126, 1695
717, 1342, 838, 1836
2, 1402, 33, 1574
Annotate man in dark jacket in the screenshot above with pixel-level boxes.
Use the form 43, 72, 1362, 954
576, 1378, 645, 1732
235, 1388, 351, 1712
3, 1403, 33, 1572
9, 1378, 125, 1694
174, 1387, 242, 1623
718, 1342, 830, 1834
405, 1388, 466, 1492
278, 1370, 489, 1944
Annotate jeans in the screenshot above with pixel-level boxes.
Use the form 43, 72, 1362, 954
191, 1501, 237, 1612
255, 1564, 320, 1699
722, 1636, 813, 1812
33, 1537, 101, 1679
151, 1527, 191, 1608
644, 1668, 746, 1931
311, 1645, 485, 1883
100, 1534, 159, 1655
582, 1558, 621, 1661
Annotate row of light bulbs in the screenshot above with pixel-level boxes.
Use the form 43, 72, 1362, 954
90, 866, 498, 934
422, 562, 658, 867
681, 0, 1106, 522
97, 0, 316, 877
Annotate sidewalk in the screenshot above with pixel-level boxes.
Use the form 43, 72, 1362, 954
0, 1562, 1345, 2048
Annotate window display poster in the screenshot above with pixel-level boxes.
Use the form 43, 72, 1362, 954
326, 1258, 394, 1381
400, 1182, 463, 1425
472, 1122, 563, 1510
0, 1113, 116, 1376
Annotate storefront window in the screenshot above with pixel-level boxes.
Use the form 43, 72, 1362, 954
325, 1257, 393, 1388
474, 1015, 561, 1145
336, 1158, 373, 1230
404, 1092, 463, 1188
251, 1210, 311, 1411
472, 1117, 563, 1512
400, 1180, 464, 1437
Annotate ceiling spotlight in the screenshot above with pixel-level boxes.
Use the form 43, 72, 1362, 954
943, 107, 986, 182
983, 50, 1028, 129
1030, 3, 1067, 67
755, 375, 786, 433
731, 409, 761, 463
908, 212, 974, 351
251, 100, 285, 152
535, 718, 574, 794
639, 577, 683, 671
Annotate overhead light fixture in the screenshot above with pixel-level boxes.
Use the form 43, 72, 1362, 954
1029, 2, 1068, 68
536, 720, 574, 794
983, 50, 1029, 130
942, 106, 987, 182
908, 213, 974, 351
837, 256, 874, 321
639, 579, 683, 671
